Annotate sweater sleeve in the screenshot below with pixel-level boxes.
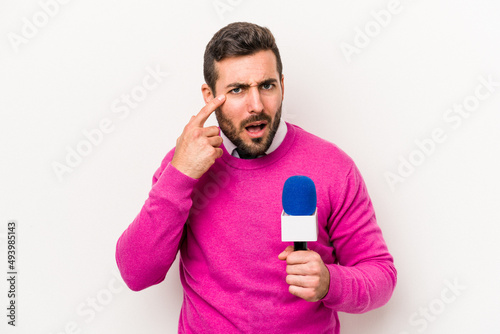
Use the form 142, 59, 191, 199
321, 163, 397, 313
115, 150, 198, 291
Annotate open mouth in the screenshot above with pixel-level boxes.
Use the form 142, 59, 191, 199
244, 121, 267, 137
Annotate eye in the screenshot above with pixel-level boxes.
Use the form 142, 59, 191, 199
261, 83, 274, 90
230, 87, 242, 94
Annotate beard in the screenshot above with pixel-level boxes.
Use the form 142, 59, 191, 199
216, 103, 282, 159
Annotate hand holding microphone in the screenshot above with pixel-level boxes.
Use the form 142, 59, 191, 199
278, 176, 330, 302
278, 246, 330, 302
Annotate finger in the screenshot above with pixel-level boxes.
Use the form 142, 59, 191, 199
278, 245, 295, 260
215, 147, 223, 159
207, 147, 224, 161
288, 249, 324, 265
193, 94, 226, 127
286, 263, 310, 275
288, 261, 323, 276
288, 285, 317, 302
202, 126, 220, 137
285, 251, 315, 265
286, 274, 319, 289
207, 136, 223, 148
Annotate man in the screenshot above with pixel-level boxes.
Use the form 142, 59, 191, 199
116, 22, 396, 333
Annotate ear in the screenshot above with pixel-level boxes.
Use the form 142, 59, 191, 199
280, 74, 285, 101
201, 84, 214, 104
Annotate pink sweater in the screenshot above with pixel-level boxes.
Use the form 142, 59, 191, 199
116, 123, 396, 333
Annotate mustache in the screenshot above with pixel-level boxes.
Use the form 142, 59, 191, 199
240, 114, 272, 128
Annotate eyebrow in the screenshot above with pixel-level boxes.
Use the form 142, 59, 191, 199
225, 78, 278, 90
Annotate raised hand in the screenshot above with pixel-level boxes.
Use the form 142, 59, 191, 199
171, 95, 226, 179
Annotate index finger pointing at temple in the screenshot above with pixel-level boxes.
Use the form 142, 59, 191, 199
193, 94, 226, 127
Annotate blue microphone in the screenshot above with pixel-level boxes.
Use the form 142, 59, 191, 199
281, 176, 318, 251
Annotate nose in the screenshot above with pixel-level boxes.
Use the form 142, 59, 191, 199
246, 87, 264, 114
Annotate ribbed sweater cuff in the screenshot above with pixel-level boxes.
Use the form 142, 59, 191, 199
322, 264, 344, 308
152, 162, 199, 199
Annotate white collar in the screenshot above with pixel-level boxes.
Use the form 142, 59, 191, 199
220, 118, 288, 158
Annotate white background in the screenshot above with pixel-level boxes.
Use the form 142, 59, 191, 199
1, 0, 499, 333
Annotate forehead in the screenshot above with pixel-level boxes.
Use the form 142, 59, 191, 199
215, 50, 279, 86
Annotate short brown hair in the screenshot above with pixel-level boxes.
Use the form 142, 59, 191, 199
203, 22, 283, 95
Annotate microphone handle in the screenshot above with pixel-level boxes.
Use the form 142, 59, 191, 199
294, 242, 307, 251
